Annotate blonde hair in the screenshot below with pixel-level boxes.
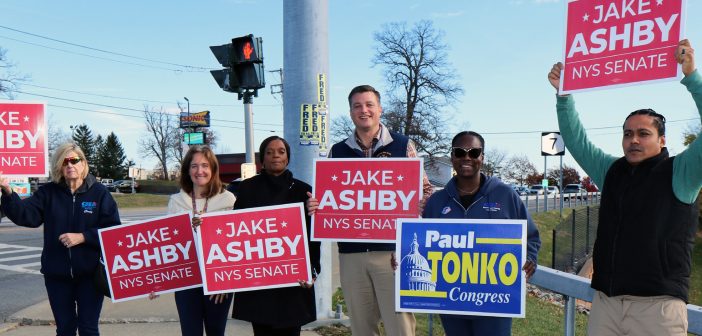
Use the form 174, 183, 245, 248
50, 142, 89, 183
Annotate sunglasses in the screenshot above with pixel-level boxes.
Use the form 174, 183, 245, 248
451, 147, 482, 159
62, 157, 83, 166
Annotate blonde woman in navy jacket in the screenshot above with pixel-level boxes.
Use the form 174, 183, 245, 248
0, 142, 120, 336
422, 131, 541, 336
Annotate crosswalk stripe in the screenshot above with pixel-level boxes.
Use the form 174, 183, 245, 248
0, 264, 41, 275
0, 254, 42, 262
0, 247, 42, 255
0, 243, 43, 275
13, 262, 41, 268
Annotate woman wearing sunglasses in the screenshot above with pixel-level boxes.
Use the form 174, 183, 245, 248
421, 131, 541, 336
0, 142, 121, 336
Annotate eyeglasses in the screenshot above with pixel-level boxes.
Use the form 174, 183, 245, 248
62, 157, 82, 166
451, 147, 482, 159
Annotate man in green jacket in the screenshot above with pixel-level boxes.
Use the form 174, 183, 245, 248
548, 39, 702, 336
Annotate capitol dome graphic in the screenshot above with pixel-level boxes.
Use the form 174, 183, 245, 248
400, 233, 436, 292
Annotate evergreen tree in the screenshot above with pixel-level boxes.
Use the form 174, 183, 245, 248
93, 135, 105, 178
99, 132, 127, 179
72, 124, 97, 175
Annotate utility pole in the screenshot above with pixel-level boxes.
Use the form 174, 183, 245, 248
283, 0, 332, 319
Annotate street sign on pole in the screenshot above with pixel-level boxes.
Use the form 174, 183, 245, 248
541, 132, 565, 156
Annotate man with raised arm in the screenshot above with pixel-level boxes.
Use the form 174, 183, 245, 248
548, 39, 702, 336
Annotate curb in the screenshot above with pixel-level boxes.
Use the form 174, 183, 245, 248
303, 317, 351, 330
0, 323, 19, 334
6, 316, 178, 326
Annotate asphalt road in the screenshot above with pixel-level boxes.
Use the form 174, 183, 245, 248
0, 208, 165, 322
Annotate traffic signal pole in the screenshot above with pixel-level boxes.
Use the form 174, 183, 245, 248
243, 91, 255, 163
283, 0, 332, 319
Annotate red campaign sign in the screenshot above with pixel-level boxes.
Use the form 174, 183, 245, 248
561, 0, 685, 93
196, 203, 311, 294
0, 102, 48, 177
98, 213, 202, 302
311, 158, 423, 242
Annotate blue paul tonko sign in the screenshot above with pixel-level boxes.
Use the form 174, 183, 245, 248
395, 218, 527, 318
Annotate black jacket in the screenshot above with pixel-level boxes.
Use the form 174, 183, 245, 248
1, 174, 121, 278
592, 149, 699, 302
231, 169, 321, 328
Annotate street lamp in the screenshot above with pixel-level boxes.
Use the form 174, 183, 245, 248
69, 125, 77, 140
183, 97, 190, 117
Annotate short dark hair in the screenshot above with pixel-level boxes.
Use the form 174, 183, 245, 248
452, 131, 485, 151
348, 85, 381, 108
624, 108, 666, 136
179, 145, 224, 198
259, 135, 291, 168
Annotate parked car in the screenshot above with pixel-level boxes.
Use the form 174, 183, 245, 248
511, 185, 529, 196
562, 184, 588, 200
101, 178, 116, 192
116, 180, 140, 193
528, 185, 545, 195
546, 186, 559, 195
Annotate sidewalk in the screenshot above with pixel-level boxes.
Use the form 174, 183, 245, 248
0, 293, 348, 335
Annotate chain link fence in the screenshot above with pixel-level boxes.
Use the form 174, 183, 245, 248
552, 206, 600, 273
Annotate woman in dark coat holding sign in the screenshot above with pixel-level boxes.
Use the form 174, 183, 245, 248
231, 136, 321, 336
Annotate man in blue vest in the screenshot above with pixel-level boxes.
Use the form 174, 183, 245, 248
548, 39, 702, 336
309, 85, 433, 336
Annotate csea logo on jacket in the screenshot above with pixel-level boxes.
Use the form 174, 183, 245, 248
82, 201, 97, 214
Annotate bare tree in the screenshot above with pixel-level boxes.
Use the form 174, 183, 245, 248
0, 47, 29, 99
47, 115, 69, 158
139, 106, 177, 180
483, 148, 508, 178
330, 115, 355, 144
373, 20, 463, 156
503, 155, 538, 186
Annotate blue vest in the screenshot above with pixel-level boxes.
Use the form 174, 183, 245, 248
330, 131, 410, 253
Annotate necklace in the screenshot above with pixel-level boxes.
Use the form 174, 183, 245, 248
190, 192, 209, 215
456, 184, 479, 195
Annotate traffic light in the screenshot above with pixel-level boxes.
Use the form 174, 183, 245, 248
209, 69, 240, 93
209, 34, 265, 94
231, 34, 265, 90
231, 34, 263, 63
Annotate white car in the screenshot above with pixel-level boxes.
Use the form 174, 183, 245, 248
528, 185, 545, 195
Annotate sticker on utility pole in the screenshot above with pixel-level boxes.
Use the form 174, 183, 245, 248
318, 113, 329, 157
541, 132, 565, 156
317, 73, 327, 108
299, 104, 322, 146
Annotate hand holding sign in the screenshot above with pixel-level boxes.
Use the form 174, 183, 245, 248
677, 39, 696, 76
548, 62, 565, 94
0, 171, 11, 195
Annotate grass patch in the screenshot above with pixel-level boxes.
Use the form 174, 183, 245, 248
112, 192, 169, 208
531, 210, 567, 267
513, 294, 588, 336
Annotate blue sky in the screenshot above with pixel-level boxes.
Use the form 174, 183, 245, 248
1, 0, 700, 181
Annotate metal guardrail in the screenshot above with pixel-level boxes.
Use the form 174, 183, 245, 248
530, 266, 702, 336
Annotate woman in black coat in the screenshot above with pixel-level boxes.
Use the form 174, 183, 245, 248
231, 136, 321, 336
